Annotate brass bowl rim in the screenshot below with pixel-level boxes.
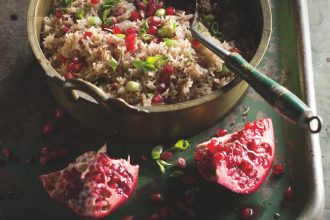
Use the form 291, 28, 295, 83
27, 0, 272, 113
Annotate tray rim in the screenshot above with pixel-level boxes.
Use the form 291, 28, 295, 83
292, 0, 325, 219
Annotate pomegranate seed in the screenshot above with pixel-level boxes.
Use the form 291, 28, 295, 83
67, 62, 76, 72
177, 157, 187, 169
191, 39, 201, 49
130, 11, 140, 21
157, 1, 164, 9
150, 193, 164, 202
147, 3, 157, 17
40, 147, 49, 155
162, 65, 174, 74
55, 11, 63, 18
64, 72, 75, 79
56, 54, 67, 63
122, 215, 134, 220
207, 140, 220, 153
231, 47, 241, 53
241, 207, 254, 219
126, 27, 138, 35
156, 83, 168, 93
151, 94, 164, 104
82, 31, 92, 39
147, 26, 158, 35
137, 1, 147, 10
166, 6, 176, 15
160, 151, 173, 161
54, 107, 65, 118
148, 0, 156, 4
62, 26, 70, 33
114, 6, 125, 16
125, 33, 137, 43
149, 213, 161, 220
42, 122, 54, 134
149, 16, 161, 26
283, 186, 293, 201
2, 148, 10, 158
102, 24, 113, 32
110, 82, 119, 90
90, 0, 99, 4
127, 44, 138, 53
272, 164, 285, 175
216, 129, 228, 137
113, 26, 123, 34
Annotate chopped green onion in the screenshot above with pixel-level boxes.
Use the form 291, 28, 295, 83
159, 160, 172, 166
156, 160, 166, 173
115, 34, 126, 38
151, 145, 163, 160
214, 31, 224, 40
102, 0, 122, 10
242, 106, 250, 115
75, 9, 85, 19
102, 9, 111, 23
163, 38, 178, 47
141, 33, 154, 41
158, 21, 177, 38
125, 81, 141, 92
211, 22, 219, 34
87, 16, 102, 26
108, 57, 118, 71
146, 55, 168, 65
202, 13, 215, 22
221, 65, 230, 75
64, 0, 72, 6
155, 8, 166, 17
132, 60, 156, 71
169, 170, 184, 177
175, 139, 190, 150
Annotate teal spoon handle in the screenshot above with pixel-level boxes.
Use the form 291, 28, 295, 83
190, 24, 322, 133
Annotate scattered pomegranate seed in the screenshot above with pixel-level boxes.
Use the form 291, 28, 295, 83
157, 1, 164, 9
127, 44, 138, 53
147, 26, 158, 35
67, 62, 76, 72
122, 215, 134, 220
2, 148, 10, 159
272, 164, 285, 175
126, 33, 137, 43
130, 11, 140, 21
55, 11, 63, 18
40, 147, 49, 155
151, 94, 164, 104
159, 65, 175, 83
166, 6, 176, 15
56, 54, 67, 63
113, 26, 123, 34
102, 24, 113, 32
177, 157, 187, 169
42, 122, 54, 134
241, 207, 254, 219
126, 27, 138, 35
137, 1, 147, 10
156, 83, 168, 93
72, 57, 80, 64
147, 3, 157, 17
160, 151, 173, 161
149, 212, 161, 220
54, 107, 65, 118
283, 186, 293, 201
64, 72, 75, 79
191, 39, 201, 49
90, 0, 100, 4
216, 129, 228, 137
231, 47, 241, 53
149, 16, 161, 26
150, 193, 164, 203
82, 31, 92, 40
62, 26, 70, 33
152, 37, 161, 44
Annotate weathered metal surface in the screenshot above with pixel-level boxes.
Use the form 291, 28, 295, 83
0, 0, 324, 219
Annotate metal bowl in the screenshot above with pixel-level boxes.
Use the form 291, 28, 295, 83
27, 0, 272, 142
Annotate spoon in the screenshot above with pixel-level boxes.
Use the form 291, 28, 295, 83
189, 0, 322, 133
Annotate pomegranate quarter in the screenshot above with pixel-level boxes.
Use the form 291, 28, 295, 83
194, 118, 275, 194
39, 146, 139, 219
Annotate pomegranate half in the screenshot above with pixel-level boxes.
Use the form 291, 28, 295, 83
39, 146, 139, 218
194, 118, 275, 194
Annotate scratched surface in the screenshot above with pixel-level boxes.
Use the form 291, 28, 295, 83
0, 0, 324, 219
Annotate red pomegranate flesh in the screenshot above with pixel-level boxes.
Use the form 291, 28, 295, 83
194, 118, 275, 194
39, 146, 139, 218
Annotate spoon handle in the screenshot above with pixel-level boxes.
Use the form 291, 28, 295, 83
226, 53, 322, 133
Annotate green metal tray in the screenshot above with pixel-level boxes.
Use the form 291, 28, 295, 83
0, 0, 324, 219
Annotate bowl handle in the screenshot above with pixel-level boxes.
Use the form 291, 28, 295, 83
62, 79, 149, 114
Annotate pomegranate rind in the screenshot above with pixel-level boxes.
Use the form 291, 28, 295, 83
39, 146, 139, 219
194, 118, 275, 194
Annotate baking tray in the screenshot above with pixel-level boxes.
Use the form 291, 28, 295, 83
0, 0, 324, 219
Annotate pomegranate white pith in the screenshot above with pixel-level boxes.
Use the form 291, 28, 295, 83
39, 146, 139, 218
194, 118, 275, 194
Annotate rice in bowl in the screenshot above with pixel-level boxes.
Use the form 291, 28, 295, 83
42, 0, 237, 106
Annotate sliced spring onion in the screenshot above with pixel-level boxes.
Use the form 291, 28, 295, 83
102, 9, 111, 23
108, 57, 118, 71
163, 38, 178, 47
202, 13, 215, 22
102, 0, 122, 10
156, 160, 166, 173
125, 81, 141, 92
158, 21, 177, 38
151, 145, 163, 160
159, 160, 172, 166
115, 34, 126, 38
211, 22, 219, 34
75, 9, 85, 19
221, 65, 230, 75
141, 33, 154, 41
64, 0, 72, 6
155, 8, 166, 17
132, 60, 156, 71
174, 139, 190, 150
146, 55, 168, 65
87, 16, 102, 26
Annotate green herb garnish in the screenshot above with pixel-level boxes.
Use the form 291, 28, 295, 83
133, 55, 168, 72
108, 57, 118, 71
151, 145, 163, 160
64, 0, 72, 6
87, 16, 102, 26
175, 139, 190, 150
158, 21, 177, 38
75, 9, 85, 19
125, 81, 141, 92
163, 38, 178, 47
102, 0, 122, 10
